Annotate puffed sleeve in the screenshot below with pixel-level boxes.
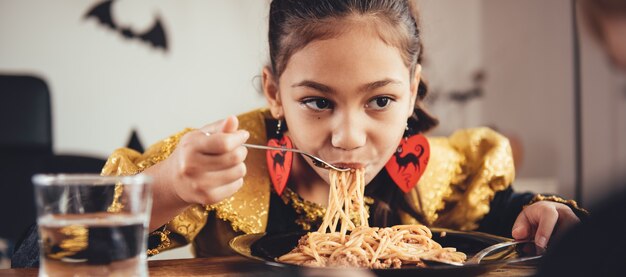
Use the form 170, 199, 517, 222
435, 127, 516, 230
101, 128, 209, 256
401, 127, 516, 231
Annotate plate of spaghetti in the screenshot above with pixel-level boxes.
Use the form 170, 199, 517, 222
230, 169, 543, 276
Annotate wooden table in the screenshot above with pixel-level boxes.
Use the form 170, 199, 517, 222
0, 256, 537, 276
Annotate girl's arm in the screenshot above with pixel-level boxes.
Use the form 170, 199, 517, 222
143, 117, 248, 230
101, 116, 249, 254
477, 187, 588, 247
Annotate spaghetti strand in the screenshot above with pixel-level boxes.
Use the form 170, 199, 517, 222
278, 169, 466, 268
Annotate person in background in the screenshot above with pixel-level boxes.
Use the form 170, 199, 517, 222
537, 0, 626, 276
581, 0, 626, 71
13, 0, 586, 267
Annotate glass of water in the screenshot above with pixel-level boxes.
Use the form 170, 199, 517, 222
33, 174, 152, 277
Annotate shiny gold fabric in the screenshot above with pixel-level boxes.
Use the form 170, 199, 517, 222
429, 128, 515, 230
204, 109, 271, 235
101, 127, 204, 254
101, 110, 272, 255
527, 194, 589, 216
101, 108, 517, 256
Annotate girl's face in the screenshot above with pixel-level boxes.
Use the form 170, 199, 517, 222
264, 25, 420, 185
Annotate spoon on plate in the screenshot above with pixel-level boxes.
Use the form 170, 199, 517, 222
242, 143, 351, 172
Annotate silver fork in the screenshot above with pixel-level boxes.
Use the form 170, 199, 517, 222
242, 143, 350, 172
422, 239, 540, 267
466, 239, 540, 264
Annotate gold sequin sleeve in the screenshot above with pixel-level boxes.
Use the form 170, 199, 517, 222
526, 194, 589, 217
402, 127, 515, 231
101, 128, 194, 176
101, 128, 206, 256
204, 109, 271, 235
101, 108, 275, 257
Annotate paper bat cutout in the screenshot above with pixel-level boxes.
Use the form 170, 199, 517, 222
84, 0, 168, 51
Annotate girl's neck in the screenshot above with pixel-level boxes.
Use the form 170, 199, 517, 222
289, 154, 330, 207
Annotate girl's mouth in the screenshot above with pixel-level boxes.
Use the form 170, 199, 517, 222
332, 162, 366, 169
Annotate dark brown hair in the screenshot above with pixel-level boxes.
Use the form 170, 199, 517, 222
268, 0, 438, 135
268, 0, 435, 226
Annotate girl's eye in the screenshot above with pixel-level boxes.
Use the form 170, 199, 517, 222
303, 98, 333, 111
366, 96, 393, 110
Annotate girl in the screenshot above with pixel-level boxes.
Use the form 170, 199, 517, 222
104, 0, 586, 257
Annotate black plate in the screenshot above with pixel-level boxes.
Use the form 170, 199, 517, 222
230, 228, 543, 277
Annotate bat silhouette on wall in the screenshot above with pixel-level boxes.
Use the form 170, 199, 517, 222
84, 0, 168, 51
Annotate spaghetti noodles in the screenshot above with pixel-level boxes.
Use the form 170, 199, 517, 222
278, 169, 466, 268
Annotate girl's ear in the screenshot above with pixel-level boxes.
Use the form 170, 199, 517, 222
262, 66, 284, 118
408, 64, 422, 118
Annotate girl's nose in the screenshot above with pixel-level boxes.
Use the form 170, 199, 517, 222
331, 114, 366, 151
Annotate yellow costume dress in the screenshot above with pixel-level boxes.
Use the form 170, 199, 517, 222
102, 108, 585, 257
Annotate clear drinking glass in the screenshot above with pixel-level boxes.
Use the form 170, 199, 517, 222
32, 174, 152, 277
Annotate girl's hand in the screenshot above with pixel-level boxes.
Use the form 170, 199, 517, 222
149, 116, 249, 207
511, 201, 581, 248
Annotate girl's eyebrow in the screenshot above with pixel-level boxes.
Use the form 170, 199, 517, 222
291, 78, 402, 94
292, 80, 334, 93
360, 78, 402, 92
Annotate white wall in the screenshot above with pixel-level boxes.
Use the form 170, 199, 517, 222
417, 0, 484, 134
482, 0, 577, 198
0, 0, 268, 158
421, 0, 626, 205
419, 0, 577, 198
